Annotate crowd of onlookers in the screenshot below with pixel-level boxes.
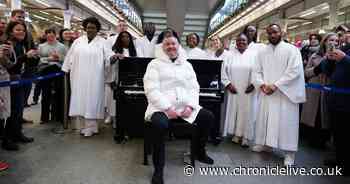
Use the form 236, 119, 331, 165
0, 8, 349, 179
0, 9, 76, 171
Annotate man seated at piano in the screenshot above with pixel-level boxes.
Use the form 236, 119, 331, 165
143, 36, 215, 184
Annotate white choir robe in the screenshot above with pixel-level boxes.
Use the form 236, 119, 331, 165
221, 48, 258, 140
252, 41, 306, 152
62, 35, 114, 120
186, 47, 208, 59
135, 36, 157, 58
105, 34, 119, 83
205, 49, 230, 60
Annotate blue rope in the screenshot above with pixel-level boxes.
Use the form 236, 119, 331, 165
305, 83, 350, 94
0, 73, 349, 95
0, 72, 64, 87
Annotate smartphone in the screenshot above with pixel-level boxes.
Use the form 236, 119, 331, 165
327, 43, 335, 52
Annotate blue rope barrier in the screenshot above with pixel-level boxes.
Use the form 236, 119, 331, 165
0, 72, 349, 95
305, 83, 350, 94
0, 72, 64, 87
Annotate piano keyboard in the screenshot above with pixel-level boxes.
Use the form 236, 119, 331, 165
124, 90, 218, 97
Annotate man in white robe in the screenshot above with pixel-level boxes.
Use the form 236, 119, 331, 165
252, 24, 306, 166
185, 33, 208, 59
221, 34, 257, 147
62, 17, 115, 136
135, 22, 157, 58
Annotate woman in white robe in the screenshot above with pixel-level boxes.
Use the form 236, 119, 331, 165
62, 17, 115, 137
185, 33, 208, 59
205, 35, 231, 139
221, 34, 257, 147
205, 36, 230, 60
104, 31, 141, 126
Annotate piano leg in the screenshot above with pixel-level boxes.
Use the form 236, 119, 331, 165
200, 100, 222, 146
114, 115, 127, 144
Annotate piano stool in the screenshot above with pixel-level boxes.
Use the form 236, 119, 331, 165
143, 119, 196, 167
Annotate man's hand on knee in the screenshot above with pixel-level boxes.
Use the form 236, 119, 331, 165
165, 107, 178, 119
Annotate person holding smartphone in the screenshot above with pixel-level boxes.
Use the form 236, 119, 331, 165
313, 32, 350, 176
301, 33, 338, 148
1, 21, 38, 151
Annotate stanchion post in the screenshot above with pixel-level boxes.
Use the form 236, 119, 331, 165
63, 73, 69, 129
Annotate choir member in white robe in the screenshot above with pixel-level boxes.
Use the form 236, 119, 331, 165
205, 35, 232, 139
135, 22, 157, 58
104, 31, 141, 128
62, 17, 115, 137
205, 35, 231, 60
185, 33, 208, 59
221, 33, 257, 147
104, 20, 128, 124
251, 24, 306, 166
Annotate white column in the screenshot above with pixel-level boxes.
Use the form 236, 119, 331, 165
278, 10, 288, 33
11, 0, 21, 10
63, 10, 72, 29
328, 0, 340, 30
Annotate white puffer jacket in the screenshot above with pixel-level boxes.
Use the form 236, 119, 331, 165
143, 47, 201, 123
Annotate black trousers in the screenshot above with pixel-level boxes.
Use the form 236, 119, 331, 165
150, 108, 213, 172
4, 85, 25, 140
33, 82, 42, 103
22, 71, 34, 105
0, 119, 4, 138
40, 66, 64, 122
330, 110, 350, 174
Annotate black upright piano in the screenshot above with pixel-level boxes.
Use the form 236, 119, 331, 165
114, 57, 224, 144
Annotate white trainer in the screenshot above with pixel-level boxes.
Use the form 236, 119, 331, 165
104, 116, 112, 124
241, 138, 249, 147
232, 136, 240, 144
284, 153, 295, 166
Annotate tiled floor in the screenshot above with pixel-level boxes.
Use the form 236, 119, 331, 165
0, 104, 349, 184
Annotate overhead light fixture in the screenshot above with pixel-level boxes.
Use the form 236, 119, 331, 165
54, 16, 63, 20
300, 10, 316, 18
302, 21, 313, 25
35, 0, 50, 7
32, 14, 48, 21
40, 11, 49, 15
322, 6, 329, 10
338, 12, 345, 15
319, 29, 326, 34
288, 25, 299, 30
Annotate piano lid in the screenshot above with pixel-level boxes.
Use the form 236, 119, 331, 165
117, 57, 223, 90
118, 57, 154, 86
187, 59, 223, 89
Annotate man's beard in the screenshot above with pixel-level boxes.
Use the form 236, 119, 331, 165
269, 37, 282, 45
